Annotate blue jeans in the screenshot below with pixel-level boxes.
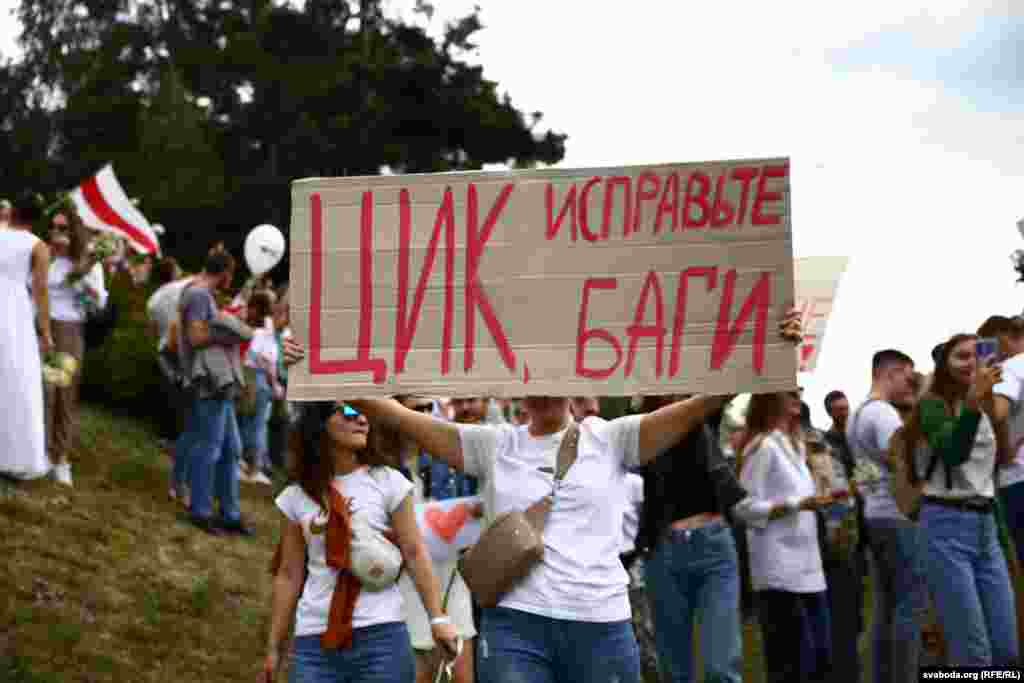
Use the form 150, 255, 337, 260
865, 517, 928, 683
237, 369, 273, 470
478, 606, 640, 683
757, 590, 831, 683
188, 396, 242, 522
644, 521, 742, 683
999, 481, 1024, 566
920, 502, 1018, 666
289, 623, 415, 683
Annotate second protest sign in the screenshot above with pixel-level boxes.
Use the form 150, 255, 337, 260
288, 158, 797, 399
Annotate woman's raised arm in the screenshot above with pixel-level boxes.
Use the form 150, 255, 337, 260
348, 398, 464, 471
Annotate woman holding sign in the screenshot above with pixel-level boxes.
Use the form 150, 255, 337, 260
338, 312, 803, 683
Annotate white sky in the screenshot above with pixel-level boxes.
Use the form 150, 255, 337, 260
3, 0, 1024, 426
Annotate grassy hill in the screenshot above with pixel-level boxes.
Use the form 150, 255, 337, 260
2, 402, 884, 682
0, 403, 282, 683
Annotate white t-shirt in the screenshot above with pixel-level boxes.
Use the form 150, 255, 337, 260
995, 353, 1024, 488
739, 431, 826, 593
458, 415, 642, 622
146, 278, 192, 351
275, 467, 414, 637
846, 399, 905, 520
245, 322, 278, 370
620, 472, 644, 555
48, 257, 108, 323
916, 412, 998, 499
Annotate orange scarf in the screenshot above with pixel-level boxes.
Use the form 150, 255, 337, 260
270, 487, 401, 650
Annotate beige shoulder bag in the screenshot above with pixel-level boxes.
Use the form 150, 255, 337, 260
457, 421, 580, 608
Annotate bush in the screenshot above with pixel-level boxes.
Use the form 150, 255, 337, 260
80, 270, 161, 413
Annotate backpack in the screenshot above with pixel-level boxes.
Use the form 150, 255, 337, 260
849, 399, 939, 521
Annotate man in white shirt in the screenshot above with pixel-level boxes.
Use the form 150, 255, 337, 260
980, 315, 1024, 567
846, 348, 925, 683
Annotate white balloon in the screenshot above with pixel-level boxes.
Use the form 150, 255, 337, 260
244, 224, 285, 276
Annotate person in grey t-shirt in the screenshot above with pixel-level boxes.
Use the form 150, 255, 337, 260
177, 250, 252, 536
847, 349, 927, 683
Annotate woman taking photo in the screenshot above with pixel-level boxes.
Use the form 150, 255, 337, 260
738, 391, 835, 683
262, 402, 458, 683
903, 334, 1017, 666
46, 211, 107, 487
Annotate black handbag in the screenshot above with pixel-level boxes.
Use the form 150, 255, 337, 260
84, 301, 119, 351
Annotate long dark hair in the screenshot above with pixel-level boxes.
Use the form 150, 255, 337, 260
903, 333, 976, 450
246, 290, 274, 327
287, 402, 395, 507
51, 211, 90, 263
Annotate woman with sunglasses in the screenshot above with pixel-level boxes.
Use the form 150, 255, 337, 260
320, 313, 805, 683
263, 402, 458, 683
45, 211, 106, 487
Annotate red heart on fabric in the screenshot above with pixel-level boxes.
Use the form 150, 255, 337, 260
424, 503, 470, 544
801, 344, 816, 364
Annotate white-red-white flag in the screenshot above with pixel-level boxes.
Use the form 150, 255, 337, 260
70, 164, 161, 256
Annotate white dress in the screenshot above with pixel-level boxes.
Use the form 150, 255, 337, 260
0, 229, 48, 479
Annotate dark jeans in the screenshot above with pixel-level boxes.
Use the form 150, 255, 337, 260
731, 522, 756, 620
645, 523, 741, 683
824, 554, 863, 683
289, 623, 415, 683
1000, 481, 1024, 567
757, 590, 831, 683
865, 518, 928, 683
478, 606, 640, 683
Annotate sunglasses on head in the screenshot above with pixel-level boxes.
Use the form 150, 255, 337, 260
335, 404, 360, 418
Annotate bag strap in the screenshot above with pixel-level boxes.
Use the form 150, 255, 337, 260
554, 421, 580, 484
849, 398, 882, 456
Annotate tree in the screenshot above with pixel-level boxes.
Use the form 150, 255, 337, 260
14, 0, 567, 265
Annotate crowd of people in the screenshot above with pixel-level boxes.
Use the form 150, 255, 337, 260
5, 191, 1024, 683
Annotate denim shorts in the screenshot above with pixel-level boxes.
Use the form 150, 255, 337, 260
289, 622, 415, 683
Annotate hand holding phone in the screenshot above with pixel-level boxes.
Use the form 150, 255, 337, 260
977, 337, 999, 367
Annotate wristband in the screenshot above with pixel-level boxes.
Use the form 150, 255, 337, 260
430, 616, 452, 626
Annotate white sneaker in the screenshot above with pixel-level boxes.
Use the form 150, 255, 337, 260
251, 471, 272, 486
54, 463, 73, 487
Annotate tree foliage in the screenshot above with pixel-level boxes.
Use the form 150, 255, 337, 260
5, 0, 567, 263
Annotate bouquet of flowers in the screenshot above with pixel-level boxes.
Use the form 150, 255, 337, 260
42, 351, 79, 388
62, 232, 119, 313
89, 232, 121, 262
851, 458, 884, 493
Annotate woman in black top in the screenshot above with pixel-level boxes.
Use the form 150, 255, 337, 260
637, 395, 755, 683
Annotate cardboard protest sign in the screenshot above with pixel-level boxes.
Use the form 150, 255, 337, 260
415, 496, 482, 564
794, 256, 849, 372
288, 158, 796, 399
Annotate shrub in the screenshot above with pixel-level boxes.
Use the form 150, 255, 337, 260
80, 270, 161, 413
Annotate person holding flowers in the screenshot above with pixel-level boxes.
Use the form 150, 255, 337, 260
44, 210, 108, 487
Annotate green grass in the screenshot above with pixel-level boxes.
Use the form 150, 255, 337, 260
1, 403, 284, 682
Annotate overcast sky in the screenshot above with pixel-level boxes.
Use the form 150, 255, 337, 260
3, 0, 1024, 425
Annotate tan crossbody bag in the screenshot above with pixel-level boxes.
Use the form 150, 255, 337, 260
457, 421, 580, 608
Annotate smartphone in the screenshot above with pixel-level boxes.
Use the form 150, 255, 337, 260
976, 337, 999, 366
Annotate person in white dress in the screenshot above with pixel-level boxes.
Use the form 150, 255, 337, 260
0, 197, 52, 480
